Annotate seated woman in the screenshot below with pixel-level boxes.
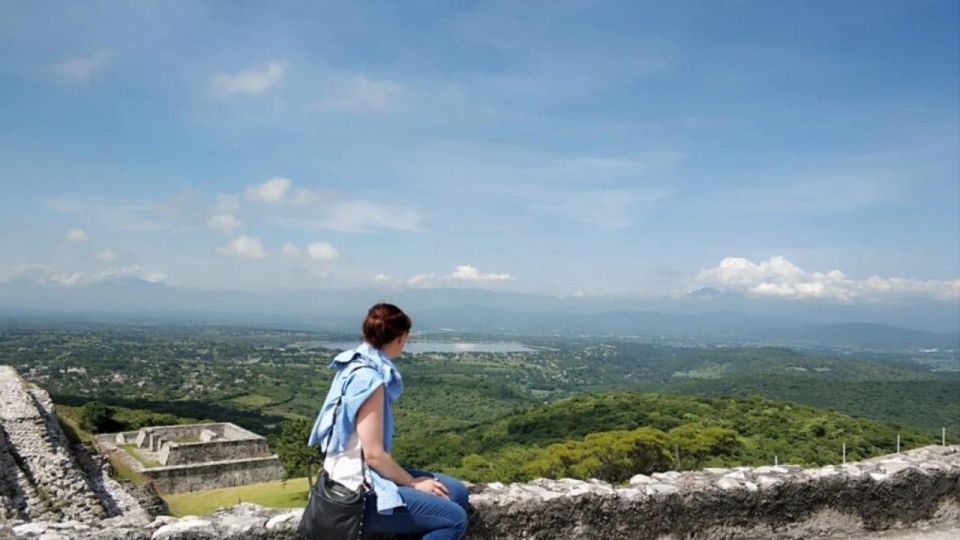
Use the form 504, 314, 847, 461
308, 303, 470, 539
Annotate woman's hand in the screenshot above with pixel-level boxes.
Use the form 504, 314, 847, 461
410, 476, 449, 499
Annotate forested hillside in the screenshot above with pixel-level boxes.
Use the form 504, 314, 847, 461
391, 392, 932, 483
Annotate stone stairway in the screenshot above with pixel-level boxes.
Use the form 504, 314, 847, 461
0, 366, 106, 522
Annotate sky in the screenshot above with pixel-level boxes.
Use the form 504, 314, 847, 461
0, 1, 958, 308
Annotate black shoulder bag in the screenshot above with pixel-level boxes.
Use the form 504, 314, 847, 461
298, 364, 374, 540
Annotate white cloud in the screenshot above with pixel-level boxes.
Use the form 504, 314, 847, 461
280, 242, 302, 258
51, 51, 112, 83
373, 273, 393, 282
407, 273, 438, 287
448, 264, 514, 281
65, 229, 91, 242
284, 197, 423, 233
0, 264, 53, 284
245, 177, 292, 204
263, 181, 423, 233
208, 213, 243, 233
211, 61, 285, 98
215, 235, 268, 260
52, 265, 166, 287
305, 242, 339, 261
697, 256, 960, 303
0, 263, 165, 287
313, 75, 404, 112
406, 265, 515, 288
94, 249, 117, 262
214, 193, 241, 213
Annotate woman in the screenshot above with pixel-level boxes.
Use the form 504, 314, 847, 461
308, 303, 470, 539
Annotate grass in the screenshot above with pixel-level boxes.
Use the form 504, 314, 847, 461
55, 405, 147, 484
54, 405, 95, 444
230, 393, 274, 407
107, 452, 148, 484
162, 477, 310, 516
119, 443, 162, 468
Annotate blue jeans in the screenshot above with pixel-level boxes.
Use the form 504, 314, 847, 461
364, 468, 469, 540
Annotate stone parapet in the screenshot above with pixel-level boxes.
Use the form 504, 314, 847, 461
2, 445, 958, 539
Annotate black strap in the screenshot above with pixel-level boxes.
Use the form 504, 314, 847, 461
323, 358, 375, 491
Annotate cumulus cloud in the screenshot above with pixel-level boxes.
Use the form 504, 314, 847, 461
373, 273, 393, 282
696, 256, 960, 303
245, 177, 292, 204
215, 235, 268, 260
306, 200, 422, 233
406, 265, 515, 287
211, 61, 285, 98
65, 229, 91, 242
305, 241, 339, 261
313, 75, 405, 112
448, 264, 514, 281
51, 51, 112, 83
94, 249, 117, 262
248, 178, 422, 233
406, 273, 437, 287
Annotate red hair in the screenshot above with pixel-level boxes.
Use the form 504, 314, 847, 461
362, 303, 412, 349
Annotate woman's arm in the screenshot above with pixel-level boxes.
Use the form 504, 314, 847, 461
356, 385, 449, 498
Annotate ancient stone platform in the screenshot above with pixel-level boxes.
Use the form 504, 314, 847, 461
98, 423, 284, 494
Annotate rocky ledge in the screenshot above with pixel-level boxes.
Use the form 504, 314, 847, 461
2, 445, 957, 539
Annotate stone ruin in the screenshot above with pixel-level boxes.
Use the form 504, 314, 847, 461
1, 363, 958, 539
98, 422, 284, 494
0, 365, 152, 529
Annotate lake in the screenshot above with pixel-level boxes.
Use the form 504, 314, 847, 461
303, 341, 539, 354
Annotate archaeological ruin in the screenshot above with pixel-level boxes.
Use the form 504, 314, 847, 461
96, 422, 284, 494
1, 363, 958, 539
0, 365, 153, 528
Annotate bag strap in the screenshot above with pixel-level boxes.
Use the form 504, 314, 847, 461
323, 356, 375, 491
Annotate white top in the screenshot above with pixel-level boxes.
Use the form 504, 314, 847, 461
323, 430, 366, 491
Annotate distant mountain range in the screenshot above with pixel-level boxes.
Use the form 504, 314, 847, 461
0, 277, 957, 349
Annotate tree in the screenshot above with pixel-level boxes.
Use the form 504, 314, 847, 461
79, 401, 115, 433
271, 418, 320, 489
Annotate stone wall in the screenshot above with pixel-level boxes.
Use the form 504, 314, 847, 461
97, 420, 284, 494
162, 438, 273, 466
3, 444, 958, 539
0, 365, 149, 527
464, 444, 960, 539
139, 457, 286, 495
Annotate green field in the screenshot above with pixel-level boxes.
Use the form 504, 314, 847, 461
119, 443, 162, 468
230, 393, 275, 407
162, 478, 310, 516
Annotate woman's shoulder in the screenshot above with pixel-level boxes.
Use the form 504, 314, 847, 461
340, 362, 385, 397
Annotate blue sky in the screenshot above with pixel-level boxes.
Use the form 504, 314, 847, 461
0, 1, 957, 305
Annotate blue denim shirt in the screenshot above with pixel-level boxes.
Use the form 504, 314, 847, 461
307, 342, 405, 514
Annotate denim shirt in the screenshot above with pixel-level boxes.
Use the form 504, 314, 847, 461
307, 342, 405, 514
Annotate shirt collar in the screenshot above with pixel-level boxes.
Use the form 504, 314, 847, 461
330, 341, 403, 401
